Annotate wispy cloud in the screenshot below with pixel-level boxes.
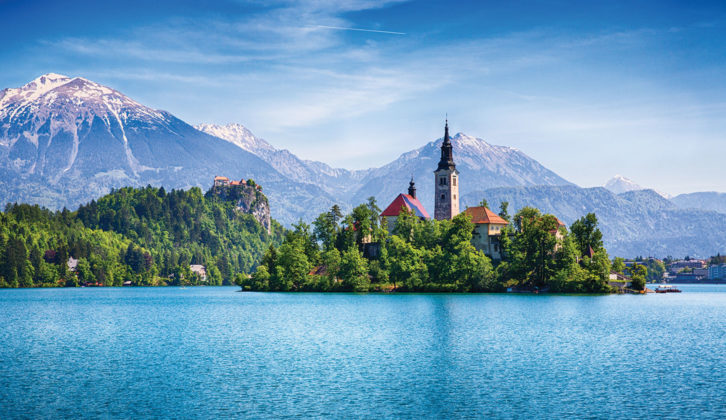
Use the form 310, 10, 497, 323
312, 25, 405, 35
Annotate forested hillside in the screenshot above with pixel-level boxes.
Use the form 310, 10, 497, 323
0, 186, 283, 288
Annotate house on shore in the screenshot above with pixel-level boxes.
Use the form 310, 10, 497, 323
190, 264, 207, 282
462, 206, 508, 261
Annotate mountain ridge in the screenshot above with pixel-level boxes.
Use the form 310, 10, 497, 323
2, 74, 724, 257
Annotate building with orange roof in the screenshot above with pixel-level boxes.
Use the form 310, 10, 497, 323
462, 206, 509, 260
213, 176, 229, 187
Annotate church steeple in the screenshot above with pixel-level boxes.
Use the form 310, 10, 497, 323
437, 118, 455, 171
433, 117, 460, 220
408, 177, 417, 198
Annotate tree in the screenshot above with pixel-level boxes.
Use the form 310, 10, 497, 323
612, 257, 626, 274
498, 201, 511, 222
313, 212, 337, 252
339, 247, 369, 292
329, 205, 343, 225
245, 266, 269, 291
630, 263, 647, 291
570, 213, 604, 257
387, 236, 426, 290
273, 236, 310, 291
508, 207, 559, 287
479, 198, 489, 209
320, 248, 341, 286
75, 258, 94, 285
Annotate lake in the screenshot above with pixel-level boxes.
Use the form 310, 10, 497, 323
1, 285, 725, 418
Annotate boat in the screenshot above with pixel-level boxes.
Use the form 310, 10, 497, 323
655, 284, 682, 293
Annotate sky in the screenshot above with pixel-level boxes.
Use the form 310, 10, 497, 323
2, 0, 726, 194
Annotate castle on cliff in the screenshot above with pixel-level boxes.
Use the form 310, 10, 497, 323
209, 177, 271, 233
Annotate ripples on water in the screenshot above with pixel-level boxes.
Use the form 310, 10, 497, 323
1, 286, 725, 418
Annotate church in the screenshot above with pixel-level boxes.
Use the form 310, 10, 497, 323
381, 119, 509, 260
381, 119, 460, 228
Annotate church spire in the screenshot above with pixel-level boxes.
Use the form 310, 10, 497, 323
408, 176, 417, 198
437, 117, 455, 171
444, 116, 450, 145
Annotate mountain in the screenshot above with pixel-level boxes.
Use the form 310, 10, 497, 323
604, 174, 671, 198
671, 192, 726, 215
195, 124, 572, 214
0, 74, 338, 223
4, 74, 724, 257
349, 132, 573, 211
194, 123, 370, 198
605, 175, 643, 194
462, 186, 726, 257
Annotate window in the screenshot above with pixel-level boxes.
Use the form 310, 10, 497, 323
453, 194, 456, 199
439, 177, 447, 186
440, 194, 445, 200
453, 177, 457, 186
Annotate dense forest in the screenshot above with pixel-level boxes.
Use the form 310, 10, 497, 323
0, 185, 284, 287
242, 200, 635, 293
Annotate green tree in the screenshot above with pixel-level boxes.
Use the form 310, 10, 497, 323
339, 247, 369, 292
273, 236, 311, 291
630, 263, 647, 291
570, 213, 604, 257
612, 257, 626, 274
75, 258, 94, 285
498, 201, 511, 222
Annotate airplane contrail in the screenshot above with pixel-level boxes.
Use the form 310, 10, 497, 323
313, 25, 406, 35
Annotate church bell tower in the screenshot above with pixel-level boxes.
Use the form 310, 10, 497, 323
434, 119, 460, 220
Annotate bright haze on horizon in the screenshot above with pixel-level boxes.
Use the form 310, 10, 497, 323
1, 0, 725, 195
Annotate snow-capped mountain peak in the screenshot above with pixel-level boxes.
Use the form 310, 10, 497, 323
0, 74, 179, 178
605, 175, 642, 194
605, 175, 671, 198
194, 123, 275, 154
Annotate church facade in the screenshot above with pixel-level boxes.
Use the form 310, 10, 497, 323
434, 120, 460, 220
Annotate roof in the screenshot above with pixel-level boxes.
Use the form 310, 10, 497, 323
214, 176, 229, 181
381, 194, 430, 219
555, 217, 566, 227
462, 206, 508, 225
585, 246, 595, 258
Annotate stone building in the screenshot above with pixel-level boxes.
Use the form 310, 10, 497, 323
462, 206, 508, 260
434, 120, 460, 220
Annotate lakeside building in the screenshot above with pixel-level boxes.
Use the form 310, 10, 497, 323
189, 264, 208, 282
667, 259, 707, 275
462, 206, 508, 261
709, 264, 726, 280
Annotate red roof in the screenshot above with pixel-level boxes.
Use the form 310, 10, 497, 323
214, 176, 229, 181
463, 206, 509, 225
381, 194, 430, 219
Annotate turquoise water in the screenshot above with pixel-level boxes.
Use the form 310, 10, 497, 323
1, 286, 725, 419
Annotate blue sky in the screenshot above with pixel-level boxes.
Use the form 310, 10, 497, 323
2, 0, 725, 194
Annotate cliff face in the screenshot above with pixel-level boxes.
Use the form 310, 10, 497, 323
208, 181, 271, 233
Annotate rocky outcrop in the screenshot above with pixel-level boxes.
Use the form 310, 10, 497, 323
208, 181, 271, 232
